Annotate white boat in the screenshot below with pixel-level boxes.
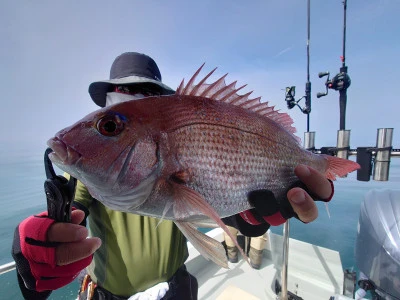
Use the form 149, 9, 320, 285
187, 228, 349, 300
185, 189, 400, 300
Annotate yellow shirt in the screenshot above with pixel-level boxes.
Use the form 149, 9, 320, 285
74, 179, 188, 297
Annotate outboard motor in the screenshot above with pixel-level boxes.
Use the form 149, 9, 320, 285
355, 189, 400, 300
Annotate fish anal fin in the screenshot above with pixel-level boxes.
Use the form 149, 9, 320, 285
170, 182, 250, 266
175, 221, 229, 268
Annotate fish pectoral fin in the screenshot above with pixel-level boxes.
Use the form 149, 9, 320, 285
170, 182, 250, 266
169, 181, 204, 219
170, 170, 192, 185
175, 220, 229, 269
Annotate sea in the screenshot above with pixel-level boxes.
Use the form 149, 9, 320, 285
1, 145, 399, 299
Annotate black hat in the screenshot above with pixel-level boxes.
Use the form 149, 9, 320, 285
89, 52, 175, 107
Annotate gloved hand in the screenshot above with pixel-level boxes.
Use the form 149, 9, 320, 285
222, 165, 334, 237
12, 209, 101, 297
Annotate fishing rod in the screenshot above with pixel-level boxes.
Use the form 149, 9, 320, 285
284, 0, 312, 133
317, 0, 351, 130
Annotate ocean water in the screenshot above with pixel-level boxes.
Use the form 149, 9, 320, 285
1, 146, 399, 299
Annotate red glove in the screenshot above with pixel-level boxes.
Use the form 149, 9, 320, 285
12, 211, 92, 294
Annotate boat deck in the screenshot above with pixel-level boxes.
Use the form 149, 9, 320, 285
186, 228, 344, 300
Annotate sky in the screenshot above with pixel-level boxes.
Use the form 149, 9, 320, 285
1, 0, 399, 154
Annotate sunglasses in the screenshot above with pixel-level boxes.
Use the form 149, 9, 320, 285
114, 85, 160, 97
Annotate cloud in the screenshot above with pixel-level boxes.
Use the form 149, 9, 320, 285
274, 47, 293, 58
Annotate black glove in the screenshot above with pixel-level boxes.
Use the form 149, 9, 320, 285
222, 180, 334, 237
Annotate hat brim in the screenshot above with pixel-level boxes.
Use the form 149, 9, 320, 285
88, 75, 175, 107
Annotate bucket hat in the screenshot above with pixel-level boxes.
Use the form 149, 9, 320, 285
89, 52, 175, 107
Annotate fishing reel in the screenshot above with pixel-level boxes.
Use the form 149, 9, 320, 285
284, 85, 311, 114
316, 66, 351, 98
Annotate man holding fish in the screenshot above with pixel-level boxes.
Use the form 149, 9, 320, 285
12, 52, 348, 300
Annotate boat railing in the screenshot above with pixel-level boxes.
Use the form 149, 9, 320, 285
0, 261, 15, 275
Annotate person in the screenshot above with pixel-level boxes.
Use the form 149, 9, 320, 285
223, 227, 267, 269
12, 52, 334, 300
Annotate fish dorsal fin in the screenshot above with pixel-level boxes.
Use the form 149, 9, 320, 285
176, 64, 297, 135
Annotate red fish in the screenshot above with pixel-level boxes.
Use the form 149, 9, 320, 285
48, 65, 360, 267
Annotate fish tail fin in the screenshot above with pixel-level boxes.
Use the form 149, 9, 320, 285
322, 154, 361, 180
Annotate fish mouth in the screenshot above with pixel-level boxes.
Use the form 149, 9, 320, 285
47, 137, 82, 166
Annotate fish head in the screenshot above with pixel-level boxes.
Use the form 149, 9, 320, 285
47, 101, 160, 211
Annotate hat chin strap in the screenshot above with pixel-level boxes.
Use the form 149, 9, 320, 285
105, 92, 145, 107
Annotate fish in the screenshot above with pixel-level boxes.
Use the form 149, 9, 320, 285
47, 64, 360, 268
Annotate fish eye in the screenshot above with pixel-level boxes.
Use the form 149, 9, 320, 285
96, 113, 125, 136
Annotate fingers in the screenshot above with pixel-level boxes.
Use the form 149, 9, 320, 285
48, 210, 87, 243
289, 164, 332, 223
56, 238, 101, 265
47, 209, 102, 265
48, 223, 89, 243
287, 187, 318, 223
71, 209, 86, 225
294, 165, 332, 200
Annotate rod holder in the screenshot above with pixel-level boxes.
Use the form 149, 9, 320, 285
336, 130, 351, 159
304, 131, 316, 150
373, 128, 393, 181
356, 147, 373, 181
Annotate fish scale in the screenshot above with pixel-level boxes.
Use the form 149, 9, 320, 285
169, 122, 312, 217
